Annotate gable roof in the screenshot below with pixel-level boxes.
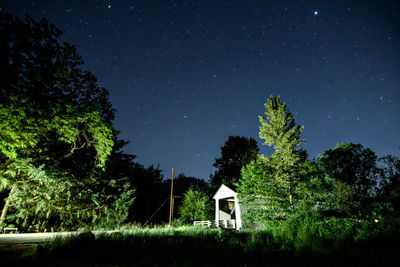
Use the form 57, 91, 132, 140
213, 184, 237, 200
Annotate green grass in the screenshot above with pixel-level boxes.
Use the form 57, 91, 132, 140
8, 224, 399, 266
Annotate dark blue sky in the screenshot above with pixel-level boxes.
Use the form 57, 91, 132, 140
2, 1, 399, 179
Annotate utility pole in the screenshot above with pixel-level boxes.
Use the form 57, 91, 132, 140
169, 168, 174, 226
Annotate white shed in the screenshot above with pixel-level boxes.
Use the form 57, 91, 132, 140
213, 184, 242, 230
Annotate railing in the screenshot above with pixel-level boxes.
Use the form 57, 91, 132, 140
193, 220, 236, 229
1, 227, 19, 234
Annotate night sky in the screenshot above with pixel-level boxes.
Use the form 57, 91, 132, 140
2, 1, 399, 180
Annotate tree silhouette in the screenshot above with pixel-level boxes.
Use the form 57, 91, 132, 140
210, 136, 259, 190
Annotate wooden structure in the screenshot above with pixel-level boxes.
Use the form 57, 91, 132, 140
193, 220, 237, 229
193, 184, 242, 230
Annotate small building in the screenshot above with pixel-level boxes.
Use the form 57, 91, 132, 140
213, 184, 242, 230
193, 184, 242, 230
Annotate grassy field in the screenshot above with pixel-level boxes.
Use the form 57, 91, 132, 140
2, 225, 399, 266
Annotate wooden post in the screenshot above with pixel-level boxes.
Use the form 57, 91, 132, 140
169, 168, 174, 226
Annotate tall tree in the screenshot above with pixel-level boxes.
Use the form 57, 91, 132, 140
0, 14, 133, 230
0, 14, 114, 124
258, 96, 304, 206
210, 136, 259, 190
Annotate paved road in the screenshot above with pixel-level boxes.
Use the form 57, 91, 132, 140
0, 230, 119, 245
0, 232, 80, 244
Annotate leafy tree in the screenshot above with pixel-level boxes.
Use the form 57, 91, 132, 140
0, 13, 116, 172
0, 14, 114, 123
236, 159, 276, 227
0, 100, 113, 169
317, 143, 379, 216
210, 136, 259, 190
296, 160, 329, 210
0, 14, 134, 230
236, 96, 305, 226
258, 95, 304, 207
318, 143, 378, 197
178, 189, 212, 223
0, 159, 73, 230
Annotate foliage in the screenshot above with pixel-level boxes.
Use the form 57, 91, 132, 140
127, 163, 165, 223
0, 100, 114, 169
0, 13, 115, 169
13, 225, 400, 266
171, 173, 210, 195
316, 143, 380, 217
378, 155, 400, 214
318, 143, 378, 197
0, 14, 135, 231
0, 158, 134, 231
296, 160, 329, 211
0, 13, 115, 123
258, 95, 305, 206
237, 159, 278, 227
210, 135, 259, 190
95, 178, 135, 228
179, 189, 212, 223
0, 159, 73, 230
236, 94, 400, 255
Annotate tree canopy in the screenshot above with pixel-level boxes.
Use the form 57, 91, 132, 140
210, 136, 259, 190
0, 14, 133, 230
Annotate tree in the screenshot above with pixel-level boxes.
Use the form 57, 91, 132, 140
375, 155, 400, 215
210, 136, 259, 190
0, 14, 133, 230
258, 96, 304, 207
236, 159, 276, 227
178, 189, 212, 223
128, 164, 165, 223
0, 13, 116, 169
318, 143, 378, 196
0, 14, 114, 124
317, 143, 379, 216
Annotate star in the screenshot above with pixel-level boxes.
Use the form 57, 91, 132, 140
314, 10, 319, 15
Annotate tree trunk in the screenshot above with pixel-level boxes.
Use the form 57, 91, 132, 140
0, 184, 16, 226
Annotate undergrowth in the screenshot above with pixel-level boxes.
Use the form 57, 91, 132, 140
14, 223, 400, 266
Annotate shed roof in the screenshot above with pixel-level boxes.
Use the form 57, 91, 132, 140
213, 184, 237, 200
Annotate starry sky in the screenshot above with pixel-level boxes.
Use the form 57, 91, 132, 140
2, 1, 399, 180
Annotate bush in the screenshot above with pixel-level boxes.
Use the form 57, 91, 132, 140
178, 189, 212, 223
